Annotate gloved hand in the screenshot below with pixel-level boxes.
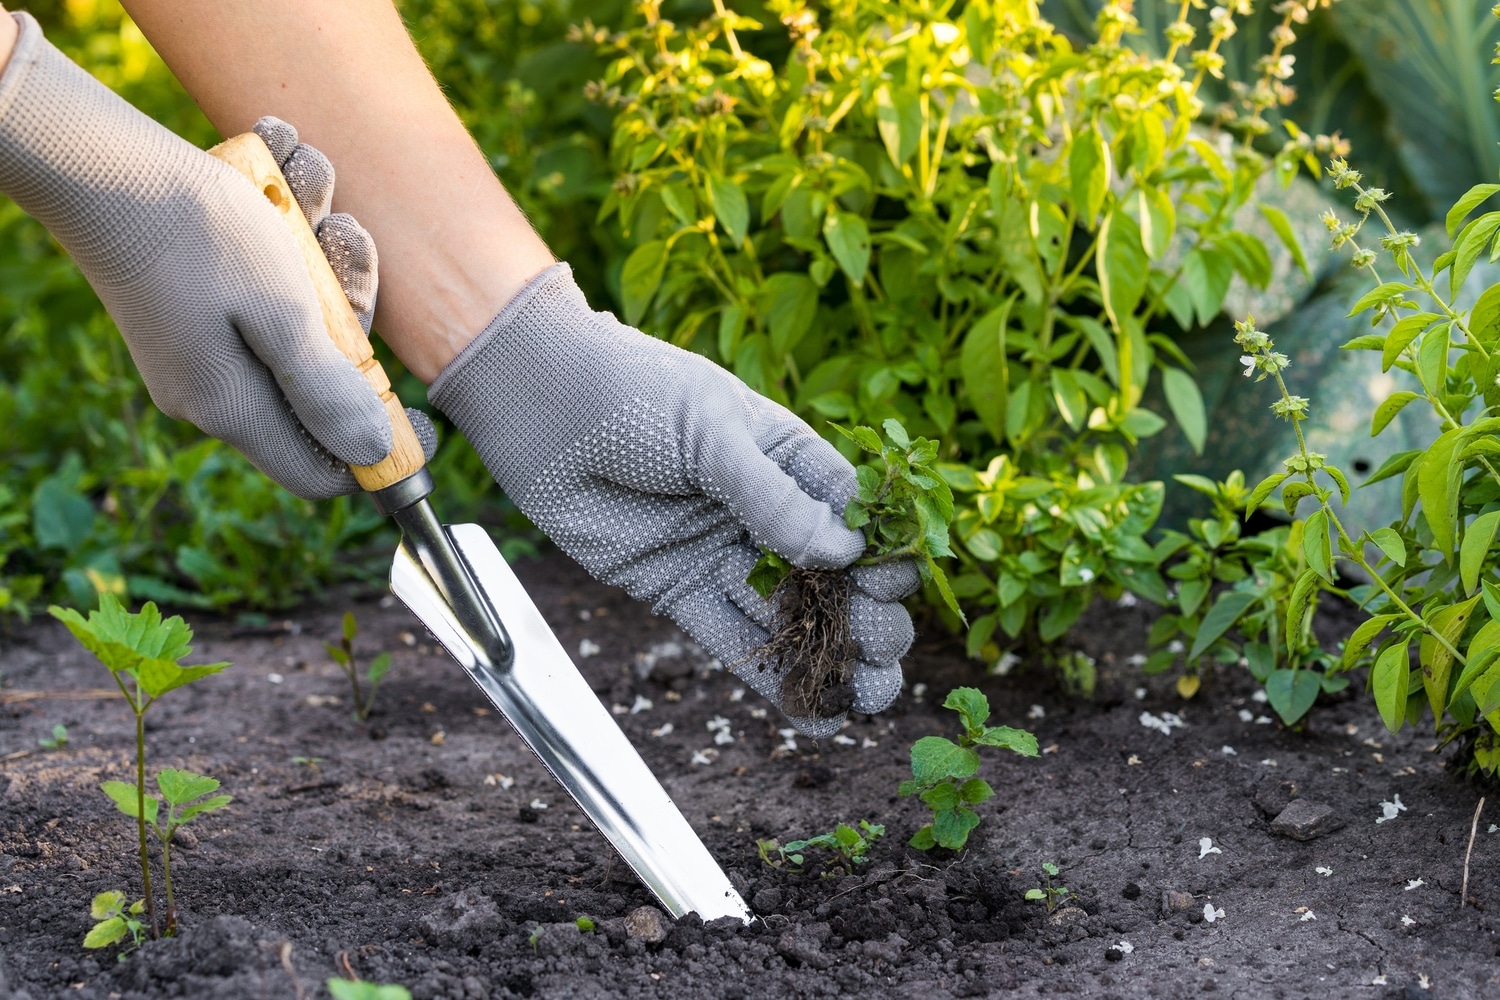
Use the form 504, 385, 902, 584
430, 264, 920, 737
0, 13, 422, 499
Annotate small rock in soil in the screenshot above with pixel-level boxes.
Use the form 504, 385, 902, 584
1047, 906, 1088, 927
1161, 890, 1196, 917
624, 905, 669, 943
1270, 799, 1345, 841
1105, 946, 1125, 962
1122, 881, 1141, 900
752, 887, 782, 913
172, 827, 199, 851
517, 807, 540, 824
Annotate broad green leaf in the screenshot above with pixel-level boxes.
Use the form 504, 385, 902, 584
883, 418, 911, 450
367, 651, 392, 685
1370, 527, 1407, 566
620, 240, 667, 326
1416, 322, 1449, 394
1258, 203, 1310, 277
1096, 210, 1148, 330
177, 795, 232, 824
1452, 212, 1500, 296
974, 725, 1039, 756
1346, 281, 1412, 318
1050, 369, 1087, 430
101, 780, 158, 824
134, 658, 228, 699
874, 85, 922, 168
1417, 427, 1464, 559
1419, 594, 1480, 719
1447, 184, 1500, 238
1461, 510, 1500, 595
958, 777, 995, 804
909, 825, 937, 850
760, 273, 819, 355
1161, 368, 1206, 454
1342, 613, 1400, 668
746, 551, 791, 598
32, 472, 94, 553
1302, 510, 1334, 582
1285, 568, 1320, 654
155, 768, 220, 806
707, 175, 749, 247
960, 302, 1011, 442
909, 735, 980, 784
1373, 641, 1411, 734
942, 686, 989, 732
1382, 313, 1439, 371
90, 890, 126, 920
1265, 669, 1321, 725
1453, 621, 1500, 701
932, 805, 982, 849
1069, 127, 1109, 224
1138, 186, 1175, 259
1188, 590, 1258, 661
1371, 391, 1421, 436
823, 211, 871, 285
920, 782, 960, 812
83, 917, 128, 950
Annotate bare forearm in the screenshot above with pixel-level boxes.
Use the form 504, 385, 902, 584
0, 6, 18, 67
120, 0, 554, 382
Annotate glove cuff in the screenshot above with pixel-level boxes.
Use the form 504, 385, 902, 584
0, 12, 204, 284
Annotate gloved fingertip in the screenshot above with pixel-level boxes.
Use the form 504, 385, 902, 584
315, 213, 378, 330
406, 407, 439, 463
850, 560, 922, 602
850, 663, 903, 715
782, 711, 848, 740
282, 144, 334, 227
251, 116, 298, 165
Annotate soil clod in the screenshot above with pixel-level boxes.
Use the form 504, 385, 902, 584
624, 906, 669, 944
1270, 799, 1345, 841
755, 567, 858, 718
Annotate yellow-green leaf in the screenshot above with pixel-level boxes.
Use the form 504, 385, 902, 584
1373, 641, 1411, 734
1461, 510, 1500, 595
1419, 594, 1480, 720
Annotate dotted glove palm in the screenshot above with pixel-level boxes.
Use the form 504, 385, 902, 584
0, 15, 425, 499
431, 265, 919, 737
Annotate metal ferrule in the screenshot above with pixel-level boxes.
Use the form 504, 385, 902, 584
367, 468, 436, 515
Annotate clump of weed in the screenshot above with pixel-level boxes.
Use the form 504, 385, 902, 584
1024, 862, 1071, 913
900, 687, 1037, 849
37, 722, 68, 750
49, 595, 229, 938
327, 611, 392, 722
748, 419, 961, 717
757, 820, 885, 876
84, 890, 147, 959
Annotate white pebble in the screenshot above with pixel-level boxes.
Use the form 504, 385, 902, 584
1221, 746, 1237, 756
1028, 704, 1047, 720
630, 695, 653, 715
529, 798, 548, 810
267, 673, 284, 684
650, 723, 674, 738
833, 734, 857, 746
1238, 709, 1255, 722
578, 639, 601, 658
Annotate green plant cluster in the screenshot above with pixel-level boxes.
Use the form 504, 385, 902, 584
326, 611, 393, 722
899, 686, 1037, 849
590, 0, 1333, 654
757, 819, 885, 874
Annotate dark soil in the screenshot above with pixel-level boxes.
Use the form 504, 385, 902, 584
2, 553, 1498, 999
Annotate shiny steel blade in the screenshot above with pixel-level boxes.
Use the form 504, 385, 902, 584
390, 522, 752, 924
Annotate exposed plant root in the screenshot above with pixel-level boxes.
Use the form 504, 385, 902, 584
755, 567, 859, 719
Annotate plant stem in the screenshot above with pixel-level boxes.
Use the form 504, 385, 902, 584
160, 826, 176, 936
133, 707, 157, 938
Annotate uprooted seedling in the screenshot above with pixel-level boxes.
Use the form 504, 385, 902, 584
757, 820, 885, 876
747, 419, 962, 718
900, 687, 1038, 850
327, 611, 393, 722
49, 595, 229, 938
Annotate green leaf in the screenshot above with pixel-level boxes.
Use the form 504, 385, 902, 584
1364, 449, 1421, 486
1453, 213, 1500, 296
1346, 281, 1412, 318
367, 651, 392, 685
1416, 322, 1449, 395
1419, 595, 1480, 719
761, 273, 819, 355
824, 211, 870, 285
974, 725, 1039, 755
942, 686, 989, 733
1188, 590, 1259, 661
1325, 466, 1351, 506
920, 782, 960, 812
1342, 614, 1400, 669
1258, 203, 1310, 277
1461, 511, 1500, 595
908, 825, 937, 850
1382, 313, 1439, 371
32, 472, 94, 553
1371, 391, 1421, 436
1453, 622, 1500, 702
1097, 210, 1148, 330
1281, 481, 1315, 517
926, 556, 965, 624
83, 917, 128, 950
932, 805, 982, 849
1025, 888, 1046, 901
1050, 369, 1087, 431
1484, 579, 1500, 623
1284, 568, 1320, 654
155, 768, 220, 807
1069, 126, 1109, 224
1302, 509, 1334, 583
1373, 641, 1411, 734
1138, 186, 1175, 260
1417, 427, 1464, 559
90, 890, 126, 920
961, 302, 1011, 441
342, 611, 357, 643
909, 735, 980, 784
1447, 184, 1500, 238
101, 781, 158, 824
958, 777, 995, 804
746, 551, 791, 598
707, 175, 749, 248
882, 418, 911, 450
177, 795, 232, 824
874, 85, 922, 168
1370, 527, 1407, 566
1161, 368, 1206, 454
327, 981, 414, 1000
1265, 669, 1321, 725
1245, 472, 1290, 517
620, 240, 667, 326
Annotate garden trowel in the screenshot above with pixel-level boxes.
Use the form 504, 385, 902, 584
208, 132, 752, 925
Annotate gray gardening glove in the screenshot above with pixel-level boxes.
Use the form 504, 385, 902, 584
431, 264, 920, 737
0, 14, 421, 499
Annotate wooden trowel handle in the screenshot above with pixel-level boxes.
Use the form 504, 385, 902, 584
208, 132, 426, 493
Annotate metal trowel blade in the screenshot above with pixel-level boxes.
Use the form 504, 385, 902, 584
390, 522, 752, 924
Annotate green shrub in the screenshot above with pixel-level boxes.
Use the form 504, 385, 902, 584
592, 0, 1332, 653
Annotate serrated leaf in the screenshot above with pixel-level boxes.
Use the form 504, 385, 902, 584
1461, 510, 1500, 595
83, 917, 128, 950
177, 795, 232, 824
909, 735, 980, 784
919, 782, 960, 811
1188, 590, 1258, 661
932, 805, 982, 849
974, 725, 1040, 756
101, 781, 158, 824
958, 777, 995, 804
155, 768, 220, 806
942, 686, 989, 733
1373, 641, 1411, 733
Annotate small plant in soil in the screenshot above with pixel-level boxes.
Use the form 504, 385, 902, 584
1024, 862, 1071, 914
83, 890, 147, 959
49, 595, 228, 938
36, 722, 68, 750
327, 611, 393, 722
747, 419, 961, 717
900, 687, 1038, 850
328, 979, 412, 1000
757, 820, 885, 876
575, 915, 596, 932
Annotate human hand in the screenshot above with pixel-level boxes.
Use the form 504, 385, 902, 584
430, 265, 918, 737
0, 15, 424, 499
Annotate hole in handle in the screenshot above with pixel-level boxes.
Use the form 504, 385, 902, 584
262, 182, 287, 211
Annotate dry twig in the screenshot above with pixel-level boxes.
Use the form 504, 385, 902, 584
1462, 796, 1485, 910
